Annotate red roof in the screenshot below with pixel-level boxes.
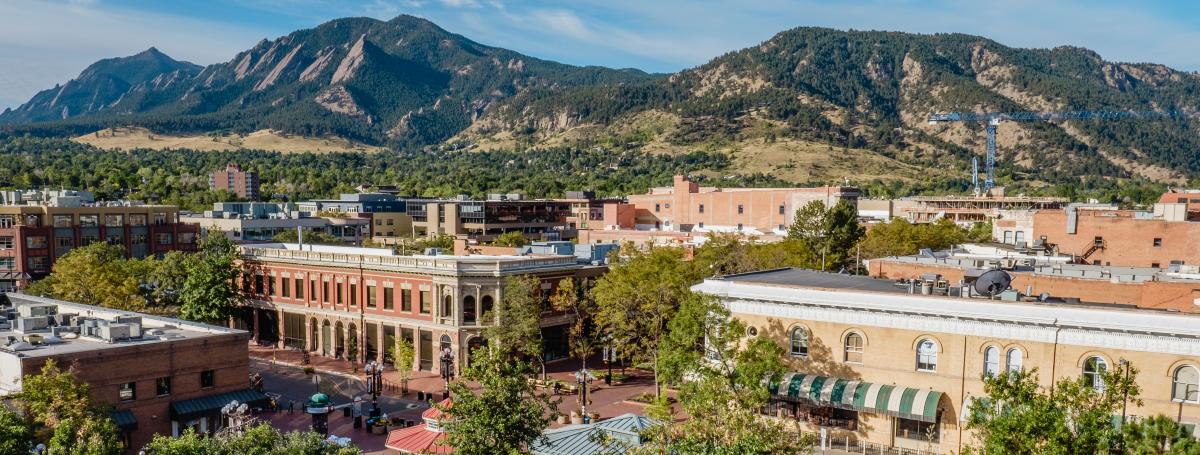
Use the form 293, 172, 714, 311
385, 424, 451, 454
421, 398, 453, 420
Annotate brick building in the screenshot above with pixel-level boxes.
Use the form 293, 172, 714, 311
209, 163, 260, 200
0, 294, 258, 452
694, 269, 1200, 453
0, 194, 199, 291
602, 175, 858, 236
236, 243, 605, 375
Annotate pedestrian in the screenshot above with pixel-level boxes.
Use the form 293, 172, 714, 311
289, 400, 295, 415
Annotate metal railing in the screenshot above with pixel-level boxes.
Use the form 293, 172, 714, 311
809, 434, 941, 455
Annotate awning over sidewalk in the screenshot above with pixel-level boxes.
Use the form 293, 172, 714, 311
110, 410, 137, 430
770, 372, 944, 423
170, 389, 269, 420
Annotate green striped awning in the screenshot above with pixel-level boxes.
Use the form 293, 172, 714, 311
110, 409, 137, 430
170, 389, 269, 420
770, 373, 944, 423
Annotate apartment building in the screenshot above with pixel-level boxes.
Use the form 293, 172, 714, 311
209, 163, 259, 200
0, 294, 259, 452
236, 243, 605, 375
694, 269, 1200, 453
0, 192, 198, 290
601, 175, 859, 237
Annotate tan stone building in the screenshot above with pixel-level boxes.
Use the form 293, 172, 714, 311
693, 269, 1200, 453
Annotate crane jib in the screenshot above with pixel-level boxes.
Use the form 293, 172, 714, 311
928, 110, 1190, 123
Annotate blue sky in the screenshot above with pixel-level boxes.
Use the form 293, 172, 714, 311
3, 0, 1200, 109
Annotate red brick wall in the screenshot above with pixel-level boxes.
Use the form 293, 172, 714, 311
1032, 210, 1200, 267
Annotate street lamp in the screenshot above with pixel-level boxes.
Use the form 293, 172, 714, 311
439, 347, 455, 398
602, 338, 615, 385
575, 369, 596, 422
221, 400, 251, 435
365, 360, 384, 411
1119, 359, 1131, 425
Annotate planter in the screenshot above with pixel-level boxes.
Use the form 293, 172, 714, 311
588, 412, 600, 421
556, 415, 569, 424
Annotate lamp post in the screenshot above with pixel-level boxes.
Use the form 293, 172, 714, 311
439, 347, 454, 398
1119, 359, 1131, 425
365, 360, 384, 411
221, 400, 251, 435
602, 338, 614, 386
575, 369, 596, 422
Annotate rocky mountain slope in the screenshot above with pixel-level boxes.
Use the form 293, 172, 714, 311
4, 19, 1200, 186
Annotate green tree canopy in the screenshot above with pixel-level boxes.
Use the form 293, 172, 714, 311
271, 229, 345, 245
34, 242, 151, 311
142, 423, 360, 454
485, 275, 546, 377
786, 200, 864, 270
179, 235, 243, 323
17, 360, 123, 455
490, 231, 531, 247
441, 348, 559, 455
857, 218, 991, 259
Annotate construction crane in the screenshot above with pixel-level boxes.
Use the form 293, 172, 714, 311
927, 110, 1186, 194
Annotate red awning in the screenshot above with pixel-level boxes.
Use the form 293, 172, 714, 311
385, 424, 452, 454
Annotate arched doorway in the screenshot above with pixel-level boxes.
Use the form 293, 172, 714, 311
321, 320, 332, 356
463, 295, 477, 325
481, 295, 494, 324
348, 323, 359, 362
309, 318, 319, 352
334, 321, 345, 359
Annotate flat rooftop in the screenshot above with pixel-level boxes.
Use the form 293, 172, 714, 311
874, 254, 1200, 284
0, 294, 244, 359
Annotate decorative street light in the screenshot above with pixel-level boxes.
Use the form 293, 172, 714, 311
365, 360, 384, 411
602, 337, 615, 385
575, 369, 596, 422
439, 347, 455, 398
221, 400, 251, 435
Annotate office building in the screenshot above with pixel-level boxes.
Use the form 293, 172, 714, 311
693, 269, 1200, 453
0, 294, 260, 452
181, 202, 369, 244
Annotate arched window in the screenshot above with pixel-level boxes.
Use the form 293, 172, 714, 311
1003, 348, 1022, 374
1083, 356, 1107, 391
442, 294, 453, 317
440, 334, 452, 353
844, 332, 864, 363
1006, 349, 1023, 373
1173, 366, 1200, 403
983, 346, 1000, 377
916, 339, 938, 372
463, 295, 477, 325
789, 327, 809, 357
481, 295, 494, 323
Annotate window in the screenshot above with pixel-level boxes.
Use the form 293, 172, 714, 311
895, 418, 939, 443
119, 382, 136, 402
310, 280, 317, 302
155, 377, 171, 396
268, 276, 275, 296
155, 233, 172, 245
664, 203, 670, 209
323, 281, 331, 304
736, 223, 743, 230
463, 295, 477, 325
737, 204, 744, 214
1014, 231, 1025, 245
1003, 231, 1013, 243
0, 215, 13, 228
367, 285, 377, 308
844, 333, 864, 363
419, 290, 431, 314
698, 222, 704, 228
699, 204, 704, 213
154, 213, 167, 225
389, 287, 399, 311
281, 278, 290, 298
481, 295, 494, 323
789, 327, 808, 357
0, 237, 12, 249
179, 233, 196, 244
105, 214, 123, 227
56, 236, 73, 248
1006, 349, 1023, 373
349, 284, 357, 306
916, 339, 938, 372
983, 346, 1000, 377
387, 219, 394, 226
0, 257, 13, 270
27, 256, 48, 271
26, 236, 48, 249
254, 275, 264, 294
79, 214, 99, 227
294, 278, 304, 299
131, 234, 145, 246
336, 283, 343, 305
1152, 263, 1162, 268
654, 203, 660, 212
442, 295, 453, 317
200, 370, 215, 389
105, 234, 122, 245
779, 204, 786, 215
53, 215, 73, 227
129, 214, 147, 226
1083, 356, 1107, 391
1154, 238, 1163, 247
1173, 366, 1199, 403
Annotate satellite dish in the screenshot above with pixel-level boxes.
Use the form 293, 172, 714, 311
973, 269, 1012, 297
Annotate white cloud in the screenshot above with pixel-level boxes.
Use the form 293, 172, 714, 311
439, 0, 480, 8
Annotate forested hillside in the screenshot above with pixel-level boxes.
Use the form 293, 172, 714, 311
3, 19, 1200, 189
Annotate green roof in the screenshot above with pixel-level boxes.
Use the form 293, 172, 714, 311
170, 389, 269, 419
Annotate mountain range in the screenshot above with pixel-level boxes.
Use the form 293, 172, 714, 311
3, 15, 1200, 187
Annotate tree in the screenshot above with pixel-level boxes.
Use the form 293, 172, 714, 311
179, 235, 243, 323
485, 275, 546, 378
966, 363, 1144, 454
40, 242, 150, 311
639, 298, 810, 454
591, 245, 700, 397
17, 360, 123, 455
148, 251, 190, 307
786, 200, 863, 270
1122, 415, 1200, 454
142, 422, 360, 454
549, 277, 598, 378
490, 231, 531, 247
441, 348, 559, 455
0, 407, 32, 455
856, 218, 977, 259
389, 337, 416, 391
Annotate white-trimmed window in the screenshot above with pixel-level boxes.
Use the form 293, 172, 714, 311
844, 333, 864, 363
916, 339, 938, 372
1083, 356, 1107, 391
1173, 365, 1200, 403
789, 327, 809, 357
1006, 348, 1023, 373
983, 346, 1000, 377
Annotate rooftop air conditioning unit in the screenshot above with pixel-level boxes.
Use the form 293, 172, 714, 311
98, 323, 134, 343
15, 317, 49, 333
